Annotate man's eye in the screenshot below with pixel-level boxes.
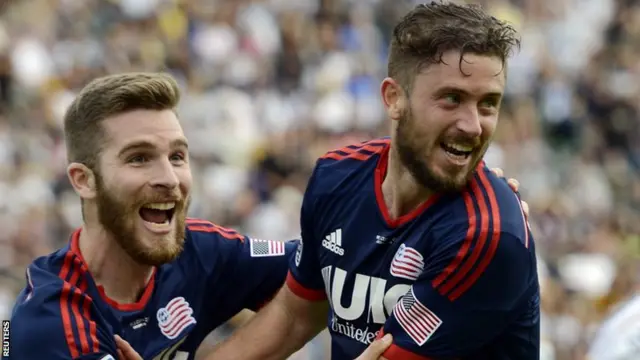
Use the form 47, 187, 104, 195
443, 93, 460, 104
128, 155, 147, 164
170, 153, 186, 163
480, 98, 498, 108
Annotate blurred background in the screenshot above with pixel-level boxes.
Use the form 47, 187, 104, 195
0, 0, 638, 359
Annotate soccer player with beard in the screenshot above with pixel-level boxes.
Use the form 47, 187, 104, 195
207, 2, 540, 360
8, 73, 302, 360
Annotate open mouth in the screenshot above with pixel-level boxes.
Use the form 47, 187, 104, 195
139, 202, 176, 226
440, 142, 474, 160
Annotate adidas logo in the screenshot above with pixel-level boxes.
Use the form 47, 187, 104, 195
322, 229, 345, 256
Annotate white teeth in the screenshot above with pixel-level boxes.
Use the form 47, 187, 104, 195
143, 202, 175, 210
445, 143, 473, 152
145, 219, 170, 227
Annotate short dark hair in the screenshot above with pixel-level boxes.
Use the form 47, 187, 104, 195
388, 1, 520, 91
64, 72, 181, 170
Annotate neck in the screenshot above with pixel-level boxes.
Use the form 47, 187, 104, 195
78, 222, 153, 305
382, 145, 433, 220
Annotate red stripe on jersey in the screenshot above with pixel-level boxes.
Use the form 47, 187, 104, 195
72, 258, 100, 353
448, 169, 501, 301
71, 286, 90, 354
78, 281, 100, 353
66, 268, 90, 355
321, 144, 386, 161
58, 252, 80, 358
58, 250, 102, 357
431, 190, 477, 290
320, 139, 389, 161
376, 330, 439, 360
285, 272, 327, 301
186, 218, 245, 241
434, 176, 491, 300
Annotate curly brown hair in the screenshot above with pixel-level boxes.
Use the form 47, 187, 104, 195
388, 1, 520, 91
64, 72, 180, 170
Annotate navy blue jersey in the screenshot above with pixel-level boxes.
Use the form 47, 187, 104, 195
10, 218, 295, 360
287, 138, 539, 360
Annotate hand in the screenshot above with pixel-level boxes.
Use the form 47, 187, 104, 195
490, 168, 529, 218
355, 334, 392, 360
115, 335, 143, 360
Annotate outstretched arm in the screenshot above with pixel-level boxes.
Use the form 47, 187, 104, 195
115, 322, 393, 360
207, 283, 329, 360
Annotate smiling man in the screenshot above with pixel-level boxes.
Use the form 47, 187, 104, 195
207, 2, 540, 360
8, 73, 299, 360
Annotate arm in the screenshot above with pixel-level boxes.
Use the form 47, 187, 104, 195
188, 219, 297, 313
210, 283, 329, 360
207, 163, 330, 360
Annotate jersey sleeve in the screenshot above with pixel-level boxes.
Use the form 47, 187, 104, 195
10, 277, 118, 359
285, 163, 328, 301
222, 237, 298, 311
381, 175, 538, 359
188, 220, 296, 312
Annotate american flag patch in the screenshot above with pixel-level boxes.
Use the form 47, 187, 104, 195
390, 244, 424, 281
250, 238, 286, 257
393, 289, 442, 346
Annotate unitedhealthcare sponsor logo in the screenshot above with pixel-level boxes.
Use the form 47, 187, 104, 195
322, 266, 412, 345
330, 315, 380, 345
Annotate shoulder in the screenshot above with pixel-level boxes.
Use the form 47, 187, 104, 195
316, 137, 390, 168
13, 248, 83, 307
182, 218, 247, 267
185, 218, 247, 246
11, 256, 115, 358
433, 163, 530, 246
310, 138, 389, 191
426, 165, 537, 303
473, 164, 531, 238
183, 218, 296, 266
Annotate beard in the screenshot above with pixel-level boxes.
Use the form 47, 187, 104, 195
395, 107, 483, 193
94, 174, 188, 266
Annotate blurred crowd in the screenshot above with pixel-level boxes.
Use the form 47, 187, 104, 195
0, 0, 638, 359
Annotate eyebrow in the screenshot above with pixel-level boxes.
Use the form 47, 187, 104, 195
434, 86, 503, 99
118, 138, 189, 158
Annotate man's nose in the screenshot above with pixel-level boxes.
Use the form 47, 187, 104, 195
149, 159, 179, 189
456, 108, 482, 138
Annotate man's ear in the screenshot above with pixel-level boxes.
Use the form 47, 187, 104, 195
67, 163, 97, 200
380, 77, 408, 121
